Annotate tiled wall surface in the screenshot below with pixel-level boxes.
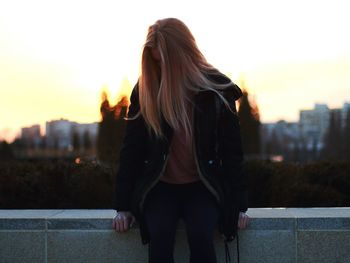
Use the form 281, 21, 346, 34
1, 208, 350, 263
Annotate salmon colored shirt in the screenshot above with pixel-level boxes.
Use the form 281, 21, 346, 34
159, 96, 200, 184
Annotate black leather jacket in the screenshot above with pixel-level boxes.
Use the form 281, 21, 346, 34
114, 72, 248, 248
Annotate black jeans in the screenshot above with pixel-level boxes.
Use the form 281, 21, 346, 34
143, 180, 220, 263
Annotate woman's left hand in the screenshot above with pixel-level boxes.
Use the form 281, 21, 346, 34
237, 212, 250, 229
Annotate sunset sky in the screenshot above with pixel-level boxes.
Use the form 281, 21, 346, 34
1, 0, 349, 142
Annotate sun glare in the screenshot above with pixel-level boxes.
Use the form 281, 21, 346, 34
0, 0, 350, 142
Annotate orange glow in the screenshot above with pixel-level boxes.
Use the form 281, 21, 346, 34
1, 0, 350, 142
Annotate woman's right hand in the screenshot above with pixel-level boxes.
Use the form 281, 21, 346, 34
237, 212, 250, 229
112, 211, 136, 233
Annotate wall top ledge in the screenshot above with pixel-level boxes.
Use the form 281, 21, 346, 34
1, 208, 350, 231
1, 207, 350, 219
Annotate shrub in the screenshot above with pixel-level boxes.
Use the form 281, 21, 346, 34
0, 159, 349, 208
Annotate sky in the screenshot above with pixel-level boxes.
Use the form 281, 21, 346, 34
1, 0, 350, 142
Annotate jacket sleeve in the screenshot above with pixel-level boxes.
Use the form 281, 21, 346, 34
113, 82, 148, 212
218, 90, 248, 213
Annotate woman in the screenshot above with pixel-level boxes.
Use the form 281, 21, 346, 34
112, 18, 250, 263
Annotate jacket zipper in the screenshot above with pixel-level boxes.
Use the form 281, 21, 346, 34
139, 152, 170, 214
192, 102, 221, 204
138, 98, 221, 213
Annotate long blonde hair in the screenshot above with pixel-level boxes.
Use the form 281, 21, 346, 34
128, 18, 236, 141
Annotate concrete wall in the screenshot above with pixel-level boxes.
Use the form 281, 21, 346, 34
1, 208, 350, 263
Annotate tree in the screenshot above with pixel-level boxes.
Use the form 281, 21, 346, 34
322, 110, 342, 160
237, 80, 261, 159
72, 131, 80, 152
343, 108, 350, 159
96, 90, 128, 168
83, 130, 92, 151
39, 136, 47, 150
0, 140, 14, 160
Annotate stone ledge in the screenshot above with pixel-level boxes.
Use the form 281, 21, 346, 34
1, 208, 350, 263
1, 208, 350, 230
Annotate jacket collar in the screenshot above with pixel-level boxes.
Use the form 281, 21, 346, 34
197, 71, 243, 101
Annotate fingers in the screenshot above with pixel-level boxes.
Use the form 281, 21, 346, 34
237, 212, 250, 229
117, 218, 126, 232
123, 216, 129, 230
119, 217, 128, 232
113, 215, 125, 232
242, 214, 249, 228
115, 218, 121, 232
113, 213, 135, 233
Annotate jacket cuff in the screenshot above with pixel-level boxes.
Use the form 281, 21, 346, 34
236, 189, 248, 213
113, 195, 131, 212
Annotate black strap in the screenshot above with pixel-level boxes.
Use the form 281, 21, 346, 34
225, 240, 231, 263
225, 234, 240, 263
237, 233, 240, 263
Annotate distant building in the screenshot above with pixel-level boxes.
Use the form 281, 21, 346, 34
45, 119, 72, 150
70, 122, 98, 149
299, 103, 330, 151
260, 101, 349, 162
260, 122, 275, 159
341, 102, 350, 130
260, 121, 300, 161
45, 118, 98, 150
21, 124, 42, 148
